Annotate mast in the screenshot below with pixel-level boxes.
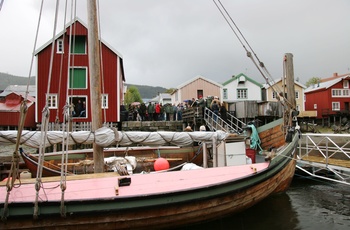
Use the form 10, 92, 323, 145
87, 0, 104, 173
284, 53, 297, 142
285, 53, 296, 111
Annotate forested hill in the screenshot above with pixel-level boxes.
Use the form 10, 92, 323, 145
0, 72, 36, 90
0, 72, 168, 99
125, 84, 168, 99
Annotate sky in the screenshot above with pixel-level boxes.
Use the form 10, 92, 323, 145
0, 0, 349, 89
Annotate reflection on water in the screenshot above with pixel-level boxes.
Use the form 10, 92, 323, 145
288, 176, 350, 230
176, 176, 350, 230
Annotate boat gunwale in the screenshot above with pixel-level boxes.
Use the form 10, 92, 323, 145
1, 134, 299, 218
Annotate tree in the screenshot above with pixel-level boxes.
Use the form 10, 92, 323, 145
305, 77, 322, 87
124, 86, 143, 105
165, 88, 176, 94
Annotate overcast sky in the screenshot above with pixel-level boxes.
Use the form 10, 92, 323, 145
0, 0, 349, 88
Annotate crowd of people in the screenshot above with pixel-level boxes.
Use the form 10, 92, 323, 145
122, 95, 228, 123
123, 102, 185, 121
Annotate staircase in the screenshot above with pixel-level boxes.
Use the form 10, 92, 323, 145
203, 107, 246, 133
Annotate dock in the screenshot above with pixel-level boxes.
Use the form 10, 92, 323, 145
297, 133, 350, 185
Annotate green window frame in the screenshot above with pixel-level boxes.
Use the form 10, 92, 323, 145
71, 36, 86, 54
69, 68, 87, 89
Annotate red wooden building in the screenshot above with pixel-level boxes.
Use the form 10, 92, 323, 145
0, 92, 36, 129
35, 18, 125, 126
304, 73, 350, 119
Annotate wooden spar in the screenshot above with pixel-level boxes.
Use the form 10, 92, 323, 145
285, 53, 296, 109
87, 0, 104, 173
284, 53, 296, 126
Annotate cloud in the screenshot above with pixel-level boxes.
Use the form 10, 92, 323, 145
0, 0, 349, 88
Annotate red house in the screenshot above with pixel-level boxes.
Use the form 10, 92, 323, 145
35, 18, 125, 126
0, 92, 36, 129
304, 73, 350, 119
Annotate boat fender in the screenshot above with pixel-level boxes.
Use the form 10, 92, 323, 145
20, 171, 32, 179
181, 163, 203, 170
286, 127, 295, 142
154, 158, 170, 171
246, 156, 252, 165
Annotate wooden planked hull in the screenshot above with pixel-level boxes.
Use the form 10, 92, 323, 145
0, 134, 298, 230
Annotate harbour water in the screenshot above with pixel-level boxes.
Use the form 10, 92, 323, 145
178, 175, 350, 230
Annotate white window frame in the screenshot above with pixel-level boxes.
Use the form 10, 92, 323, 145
223, 88, 228, 100
272, 91, 277, 99
102, 94, 108, 109
314, 104, 317, 109
47, 94, 58, 109
332, 89, 342, 97
57, 39, 64, 53
332, 102, 340, 111
343, 89, 350, 97
343, 80, 349, 89
237, 88, 247, 99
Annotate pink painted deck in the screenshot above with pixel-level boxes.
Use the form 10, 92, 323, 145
1, 163, 269, 204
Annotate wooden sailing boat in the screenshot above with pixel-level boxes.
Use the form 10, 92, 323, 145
0, 1, 300, 229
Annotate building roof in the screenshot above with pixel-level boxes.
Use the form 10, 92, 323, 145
0, 92, 35, 112
305, 75, 350, 93
320, 72, 350, 82
263, 77, 306, 89
222, 73, 263, 87
175, 75, 222, 90
150, 93, 171, 103
0, 85, 36, 97
35, 17, 123, 58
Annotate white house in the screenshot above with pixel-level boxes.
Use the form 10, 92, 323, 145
222, 73, 263, 102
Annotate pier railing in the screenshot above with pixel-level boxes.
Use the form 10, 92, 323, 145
297, 133, 350, 185
203, 107, 245, 133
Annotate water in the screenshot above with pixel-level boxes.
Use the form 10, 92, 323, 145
177, 176, 350, 230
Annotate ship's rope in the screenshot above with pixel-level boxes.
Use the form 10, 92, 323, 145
59, 0, 75, 218
212, 0, 293, 107
33, 0, 61, 220
97, 0, 107, 124
1, 0, 45, 222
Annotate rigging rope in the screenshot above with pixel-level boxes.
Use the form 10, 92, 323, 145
212, 0, 294, 107
97, 0, 107, 124
34, 0, 60, 220
1, 0, 45, 221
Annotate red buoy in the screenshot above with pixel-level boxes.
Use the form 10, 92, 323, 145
154, 158, 170, 171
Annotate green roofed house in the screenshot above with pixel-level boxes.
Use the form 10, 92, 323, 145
222, 73, 263, 102
221, 73, 263, 120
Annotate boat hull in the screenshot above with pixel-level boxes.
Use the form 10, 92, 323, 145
0, 135, 298, 230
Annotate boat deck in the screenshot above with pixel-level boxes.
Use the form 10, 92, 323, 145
0, 163, 269, 203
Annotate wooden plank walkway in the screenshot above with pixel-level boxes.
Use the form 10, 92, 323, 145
301, 155, 350, 168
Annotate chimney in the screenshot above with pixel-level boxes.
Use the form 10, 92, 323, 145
333, 73, 338, 78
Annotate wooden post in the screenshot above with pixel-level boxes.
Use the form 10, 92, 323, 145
284, 53, 296, 126
87, 0, 104, 173
203, 142, 207, 168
